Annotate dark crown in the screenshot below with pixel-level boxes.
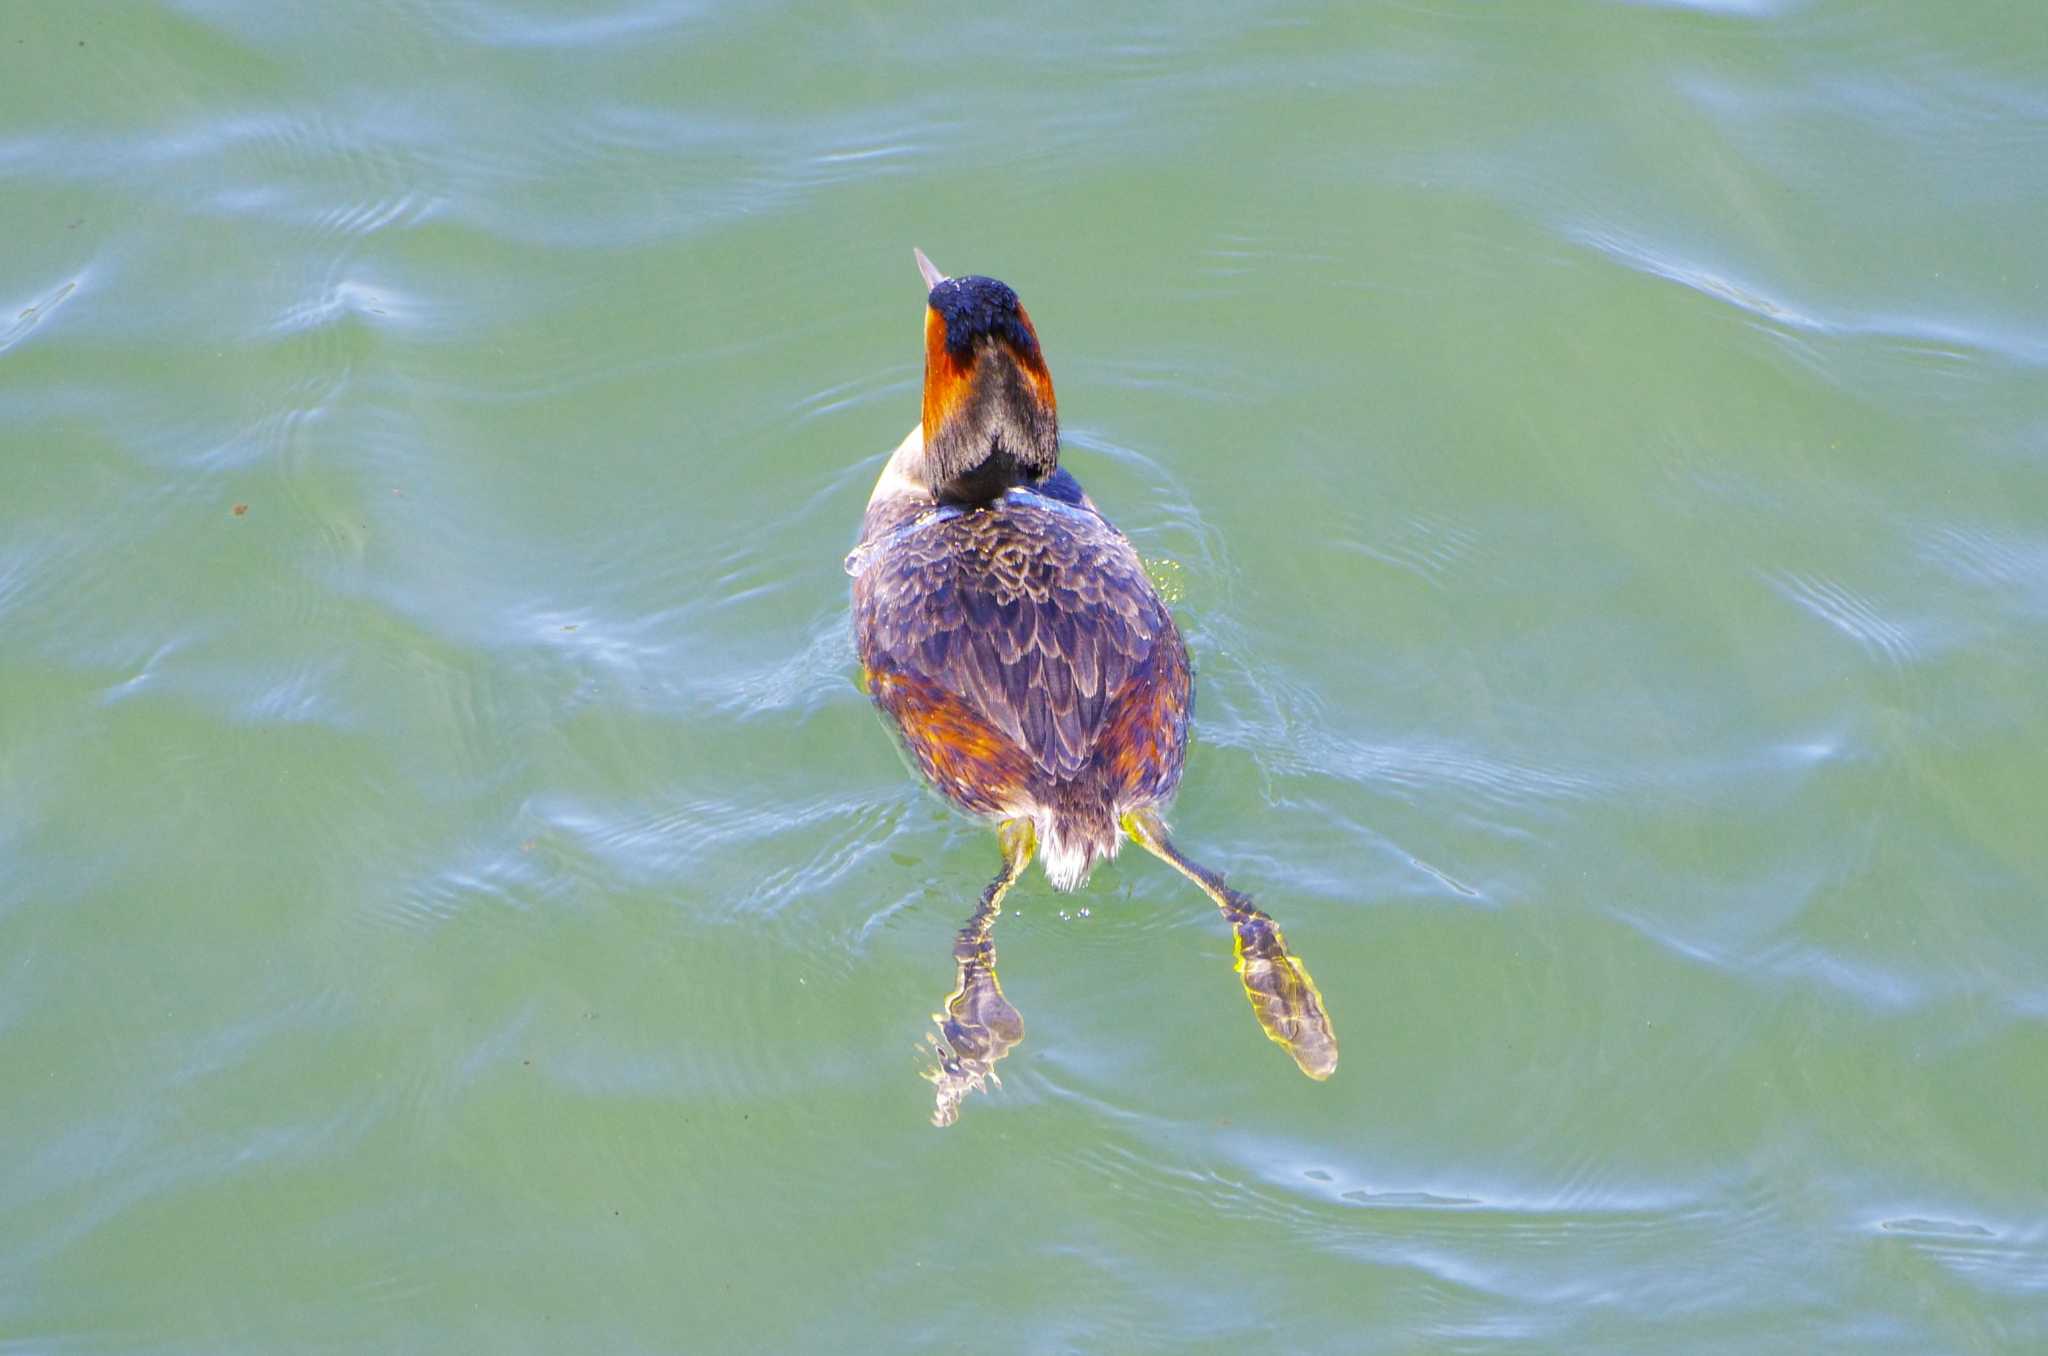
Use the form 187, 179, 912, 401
929, 276, 1039, 357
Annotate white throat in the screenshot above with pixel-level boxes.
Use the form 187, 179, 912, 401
866, 425, 932, 507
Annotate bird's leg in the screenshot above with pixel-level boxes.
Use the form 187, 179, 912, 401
926, 817, 1034, 1126
1122, 807, 1338, 1080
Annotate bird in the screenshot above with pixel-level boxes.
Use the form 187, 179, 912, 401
847, 248, 1337, 1125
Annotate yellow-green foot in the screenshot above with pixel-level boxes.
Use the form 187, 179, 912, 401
924, 816, 1034, 1127
926, 965, 1024, 1127
1234, 916, 1338, 1080
1124, 806, 1340, 1082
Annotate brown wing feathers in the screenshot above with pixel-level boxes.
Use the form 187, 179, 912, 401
855, 497, 1186, 814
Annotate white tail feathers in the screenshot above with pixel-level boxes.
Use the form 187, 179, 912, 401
1033, 808, 1120, 892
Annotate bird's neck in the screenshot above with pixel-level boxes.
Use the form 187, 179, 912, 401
932, 444, 1038, 505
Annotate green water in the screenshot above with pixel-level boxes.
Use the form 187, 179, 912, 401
5, 1, 2046, 1350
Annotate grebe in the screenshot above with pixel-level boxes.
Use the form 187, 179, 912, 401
848, 249, 1337, 1124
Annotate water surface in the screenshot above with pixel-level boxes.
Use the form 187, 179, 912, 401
4, 1, 2046, 1351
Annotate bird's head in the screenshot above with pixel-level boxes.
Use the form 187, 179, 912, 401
913, 248, 1059, 504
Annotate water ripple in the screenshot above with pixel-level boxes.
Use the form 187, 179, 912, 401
536, 785, 894, 920
1763, 569, 1921, 669
1611, 907, 1926, 1011
1867, 1213, 2048, 1298
1339, 510, 1485, 587
1919, 524, 2048, 618
377, 841, 548, 937
1573, 223, 2048, 369
423, 0, 708, 50
1614, 0, 1796, 16
1, 275, 85, 357
707, 622, 857, 723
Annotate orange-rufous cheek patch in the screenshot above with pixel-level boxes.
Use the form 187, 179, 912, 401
922, 307, 976, 437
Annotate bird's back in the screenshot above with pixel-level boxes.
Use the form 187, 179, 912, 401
851, 482, 1189, 888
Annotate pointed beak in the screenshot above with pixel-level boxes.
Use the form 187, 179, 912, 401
914, 247, 947, 294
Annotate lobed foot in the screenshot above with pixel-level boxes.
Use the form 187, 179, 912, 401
925, 963, 1025, 1127
1233, 915, 1339, 1080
